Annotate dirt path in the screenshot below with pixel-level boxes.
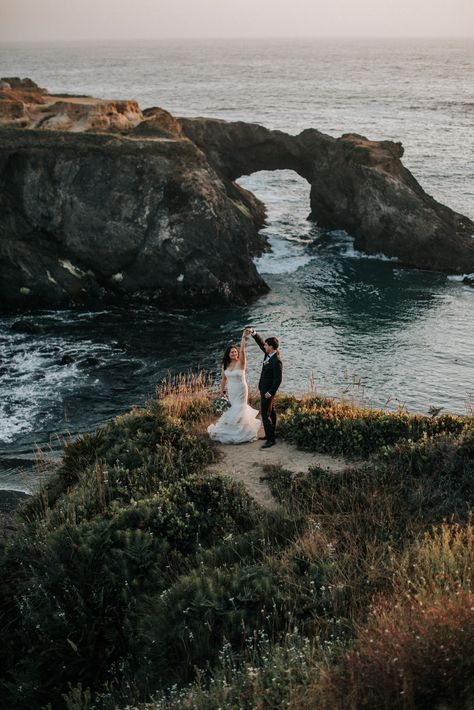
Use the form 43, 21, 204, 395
207, 435, 349, 510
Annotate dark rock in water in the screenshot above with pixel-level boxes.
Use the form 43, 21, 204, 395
462, 275, 474, 287
0, 78, 473, 310
0, 129, 267, 309
60, 354, 75, 365
11, 320, 44, 334
180, 118, 474, 275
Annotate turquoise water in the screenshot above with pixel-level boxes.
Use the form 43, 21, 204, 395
0, 38, 473, 489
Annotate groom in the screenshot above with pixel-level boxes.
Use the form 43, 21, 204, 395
245, 328, 283, 449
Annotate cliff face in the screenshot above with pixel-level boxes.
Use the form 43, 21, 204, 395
1, 77, 473, 310
0, 130, 267, 307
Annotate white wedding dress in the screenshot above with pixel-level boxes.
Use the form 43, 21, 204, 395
208, 368, 261, 444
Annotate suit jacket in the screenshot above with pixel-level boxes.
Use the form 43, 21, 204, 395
252, 332, 283, 396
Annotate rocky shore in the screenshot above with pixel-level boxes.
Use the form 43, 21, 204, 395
1, 77, 473, 310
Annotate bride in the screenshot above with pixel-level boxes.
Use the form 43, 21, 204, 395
207, 329, 261, 444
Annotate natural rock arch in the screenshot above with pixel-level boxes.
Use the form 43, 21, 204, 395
1, 78, 473, 310
180, 117, 474, 274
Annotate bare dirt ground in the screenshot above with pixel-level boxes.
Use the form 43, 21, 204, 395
207, 431, 349, 510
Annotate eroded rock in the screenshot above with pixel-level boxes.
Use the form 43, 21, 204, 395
180, 118, 474, 274
0, 77, 473, 311
0, 129, 267, 308
0, 77, 143, 132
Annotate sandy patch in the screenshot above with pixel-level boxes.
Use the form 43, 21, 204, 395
206, 428, 349, 510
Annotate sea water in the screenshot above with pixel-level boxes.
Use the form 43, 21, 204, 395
0, 38, 473, 489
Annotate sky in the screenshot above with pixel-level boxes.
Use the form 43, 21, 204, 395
1, 0, 473, 42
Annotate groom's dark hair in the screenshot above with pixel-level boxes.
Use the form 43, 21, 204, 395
265, 337, 279, 350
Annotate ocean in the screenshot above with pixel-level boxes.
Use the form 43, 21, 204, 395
0, 37, 473, 490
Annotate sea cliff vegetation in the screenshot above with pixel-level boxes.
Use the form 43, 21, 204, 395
0, 379, 473, 709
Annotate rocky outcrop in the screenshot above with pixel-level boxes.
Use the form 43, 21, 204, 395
0, 78, 144, 132
180, 118, 474, 274
0, 129, 267, 307
133, 107, 184, 138
1, 78, 473, 310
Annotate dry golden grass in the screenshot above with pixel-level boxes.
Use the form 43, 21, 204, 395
156, 370, 214, 418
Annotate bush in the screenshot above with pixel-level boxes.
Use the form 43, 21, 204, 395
148, 632, 320, 710
20, 402, 217, 526
321, 592, 474, 710
266, 425, 474, 621
0, 476, 258, 709
1, 392, 472, 710
321, 522, 474, 709
136, 550, 335, 689
278, 398, 467, 457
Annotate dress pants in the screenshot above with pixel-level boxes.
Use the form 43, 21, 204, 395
260, 393, 276, 442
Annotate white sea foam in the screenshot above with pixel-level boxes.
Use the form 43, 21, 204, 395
343, 244, 399, 262
0, 347, 80, 444
0, 334, 117, 445
254, 235, 315, 275
447, 273, 474, 282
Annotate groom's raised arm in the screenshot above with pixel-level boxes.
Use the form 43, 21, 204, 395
252, 331, 266, 353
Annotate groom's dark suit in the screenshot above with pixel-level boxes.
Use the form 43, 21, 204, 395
252, 332, 283, 443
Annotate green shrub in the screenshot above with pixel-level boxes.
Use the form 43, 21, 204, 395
136, 550, 335, 689
0, 476, 257, 709
278, 398, 467, 457
109, 475, 258, 554
20, 402, 217, 527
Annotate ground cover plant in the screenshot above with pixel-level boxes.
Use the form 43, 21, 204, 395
277, 394, 468, 457
0, 382, 473, 709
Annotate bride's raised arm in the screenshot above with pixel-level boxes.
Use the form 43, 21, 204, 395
240, 331, 247, 370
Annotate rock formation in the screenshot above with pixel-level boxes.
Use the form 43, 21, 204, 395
0, 78, 473, 310
180, 118, 474, 274
0, 77, 143, 132
0, 129, 267, 307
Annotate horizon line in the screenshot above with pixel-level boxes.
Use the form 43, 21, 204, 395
1, 34, 473, 44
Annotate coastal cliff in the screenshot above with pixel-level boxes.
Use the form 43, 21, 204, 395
1, 77, 473, 309
0, 389, 472, 709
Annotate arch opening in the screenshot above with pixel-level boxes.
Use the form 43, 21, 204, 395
237, 169, 319, 276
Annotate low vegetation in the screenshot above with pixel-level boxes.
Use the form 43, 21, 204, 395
277, 394, 467, 456
0, 378, 473, 709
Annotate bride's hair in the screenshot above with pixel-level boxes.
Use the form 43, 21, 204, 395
223, 344, 239, 369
